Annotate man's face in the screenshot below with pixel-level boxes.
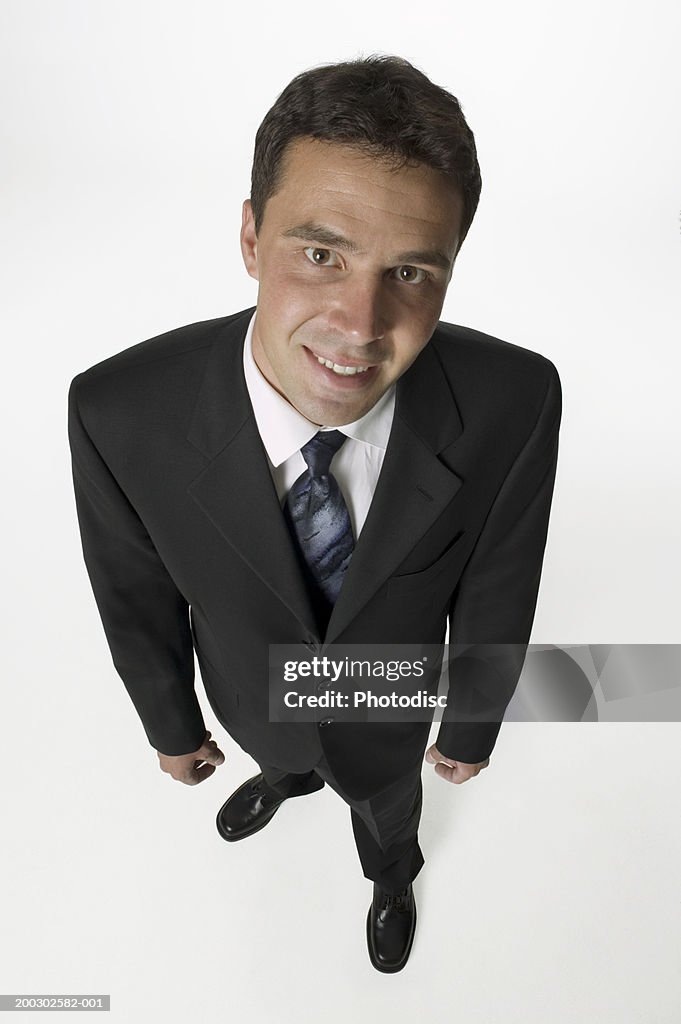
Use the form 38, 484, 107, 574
240, 137, 464, 426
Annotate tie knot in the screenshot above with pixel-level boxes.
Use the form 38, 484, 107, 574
301, 430, 347, 477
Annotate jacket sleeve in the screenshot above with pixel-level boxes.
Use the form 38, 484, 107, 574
435, 360, 562, 764
67, 374, 208, 756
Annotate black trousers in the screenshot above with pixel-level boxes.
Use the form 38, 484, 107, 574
259, 752, 425, 894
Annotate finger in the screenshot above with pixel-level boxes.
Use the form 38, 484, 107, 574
437, 762, 479, 784
201, 746, 225, 765
434, 761, 457, 784
192, 762, 216, 784
437, 762, 471, 784
426, 746, 453, 765
179, 761, 216, 785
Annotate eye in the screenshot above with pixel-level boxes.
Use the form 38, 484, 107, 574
303, 247, 340, 267
393, 265, 429, 284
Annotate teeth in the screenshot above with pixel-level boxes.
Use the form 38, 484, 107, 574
314, 353, 369, 375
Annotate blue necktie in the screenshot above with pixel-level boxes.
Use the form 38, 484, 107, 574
284, 430, 355, 623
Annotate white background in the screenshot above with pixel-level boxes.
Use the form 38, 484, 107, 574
1, 0, 680, 1020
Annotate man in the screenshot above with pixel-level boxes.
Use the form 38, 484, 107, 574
68, 55, 561, 973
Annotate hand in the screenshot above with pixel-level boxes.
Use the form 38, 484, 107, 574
157, 730, 225, 785
425, 743, 489, 784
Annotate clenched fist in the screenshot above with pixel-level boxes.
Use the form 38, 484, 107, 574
157, 730, 225, 786
425, 743, 489, 784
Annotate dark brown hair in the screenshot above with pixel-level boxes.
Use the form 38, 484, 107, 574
250, 54, 482, 248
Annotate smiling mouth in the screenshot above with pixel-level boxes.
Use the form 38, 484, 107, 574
309, 348, 373, 376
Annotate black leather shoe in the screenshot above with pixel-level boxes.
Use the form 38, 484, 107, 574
366, 883, 417, 973
216, 774, 287, 842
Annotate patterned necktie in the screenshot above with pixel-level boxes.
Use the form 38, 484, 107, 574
283, 430, 355, 622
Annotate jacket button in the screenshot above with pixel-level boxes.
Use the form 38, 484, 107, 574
318, 718, 334, 727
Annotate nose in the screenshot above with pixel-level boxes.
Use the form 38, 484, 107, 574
326, 276, 387, 347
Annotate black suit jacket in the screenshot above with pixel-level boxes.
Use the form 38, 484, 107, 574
68, 306, 561, 801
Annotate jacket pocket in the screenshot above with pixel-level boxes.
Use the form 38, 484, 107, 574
387, 530, 465, 596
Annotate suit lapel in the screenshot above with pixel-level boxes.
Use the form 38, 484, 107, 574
185, 308, 319, 638
325, 341, 464, 643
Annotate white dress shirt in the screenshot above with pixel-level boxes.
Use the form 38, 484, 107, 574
241, 310, 395, 540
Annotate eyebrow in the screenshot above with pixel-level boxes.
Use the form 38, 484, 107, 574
281, 221, 453, 272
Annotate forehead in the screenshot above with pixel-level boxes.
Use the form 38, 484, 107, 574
264, 137, 463, 248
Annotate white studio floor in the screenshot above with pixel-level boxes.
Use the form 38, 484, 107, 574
3, 715, 679, 1023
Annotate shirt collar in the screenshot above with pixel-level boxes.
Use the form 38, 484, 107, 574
242, 310, 395, 468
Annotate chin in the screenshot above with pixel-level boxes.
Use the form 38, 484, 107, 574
294, 387, 375, 427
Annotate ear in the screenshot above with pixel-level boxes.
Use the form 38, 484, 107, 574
240, 199, 259, 281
